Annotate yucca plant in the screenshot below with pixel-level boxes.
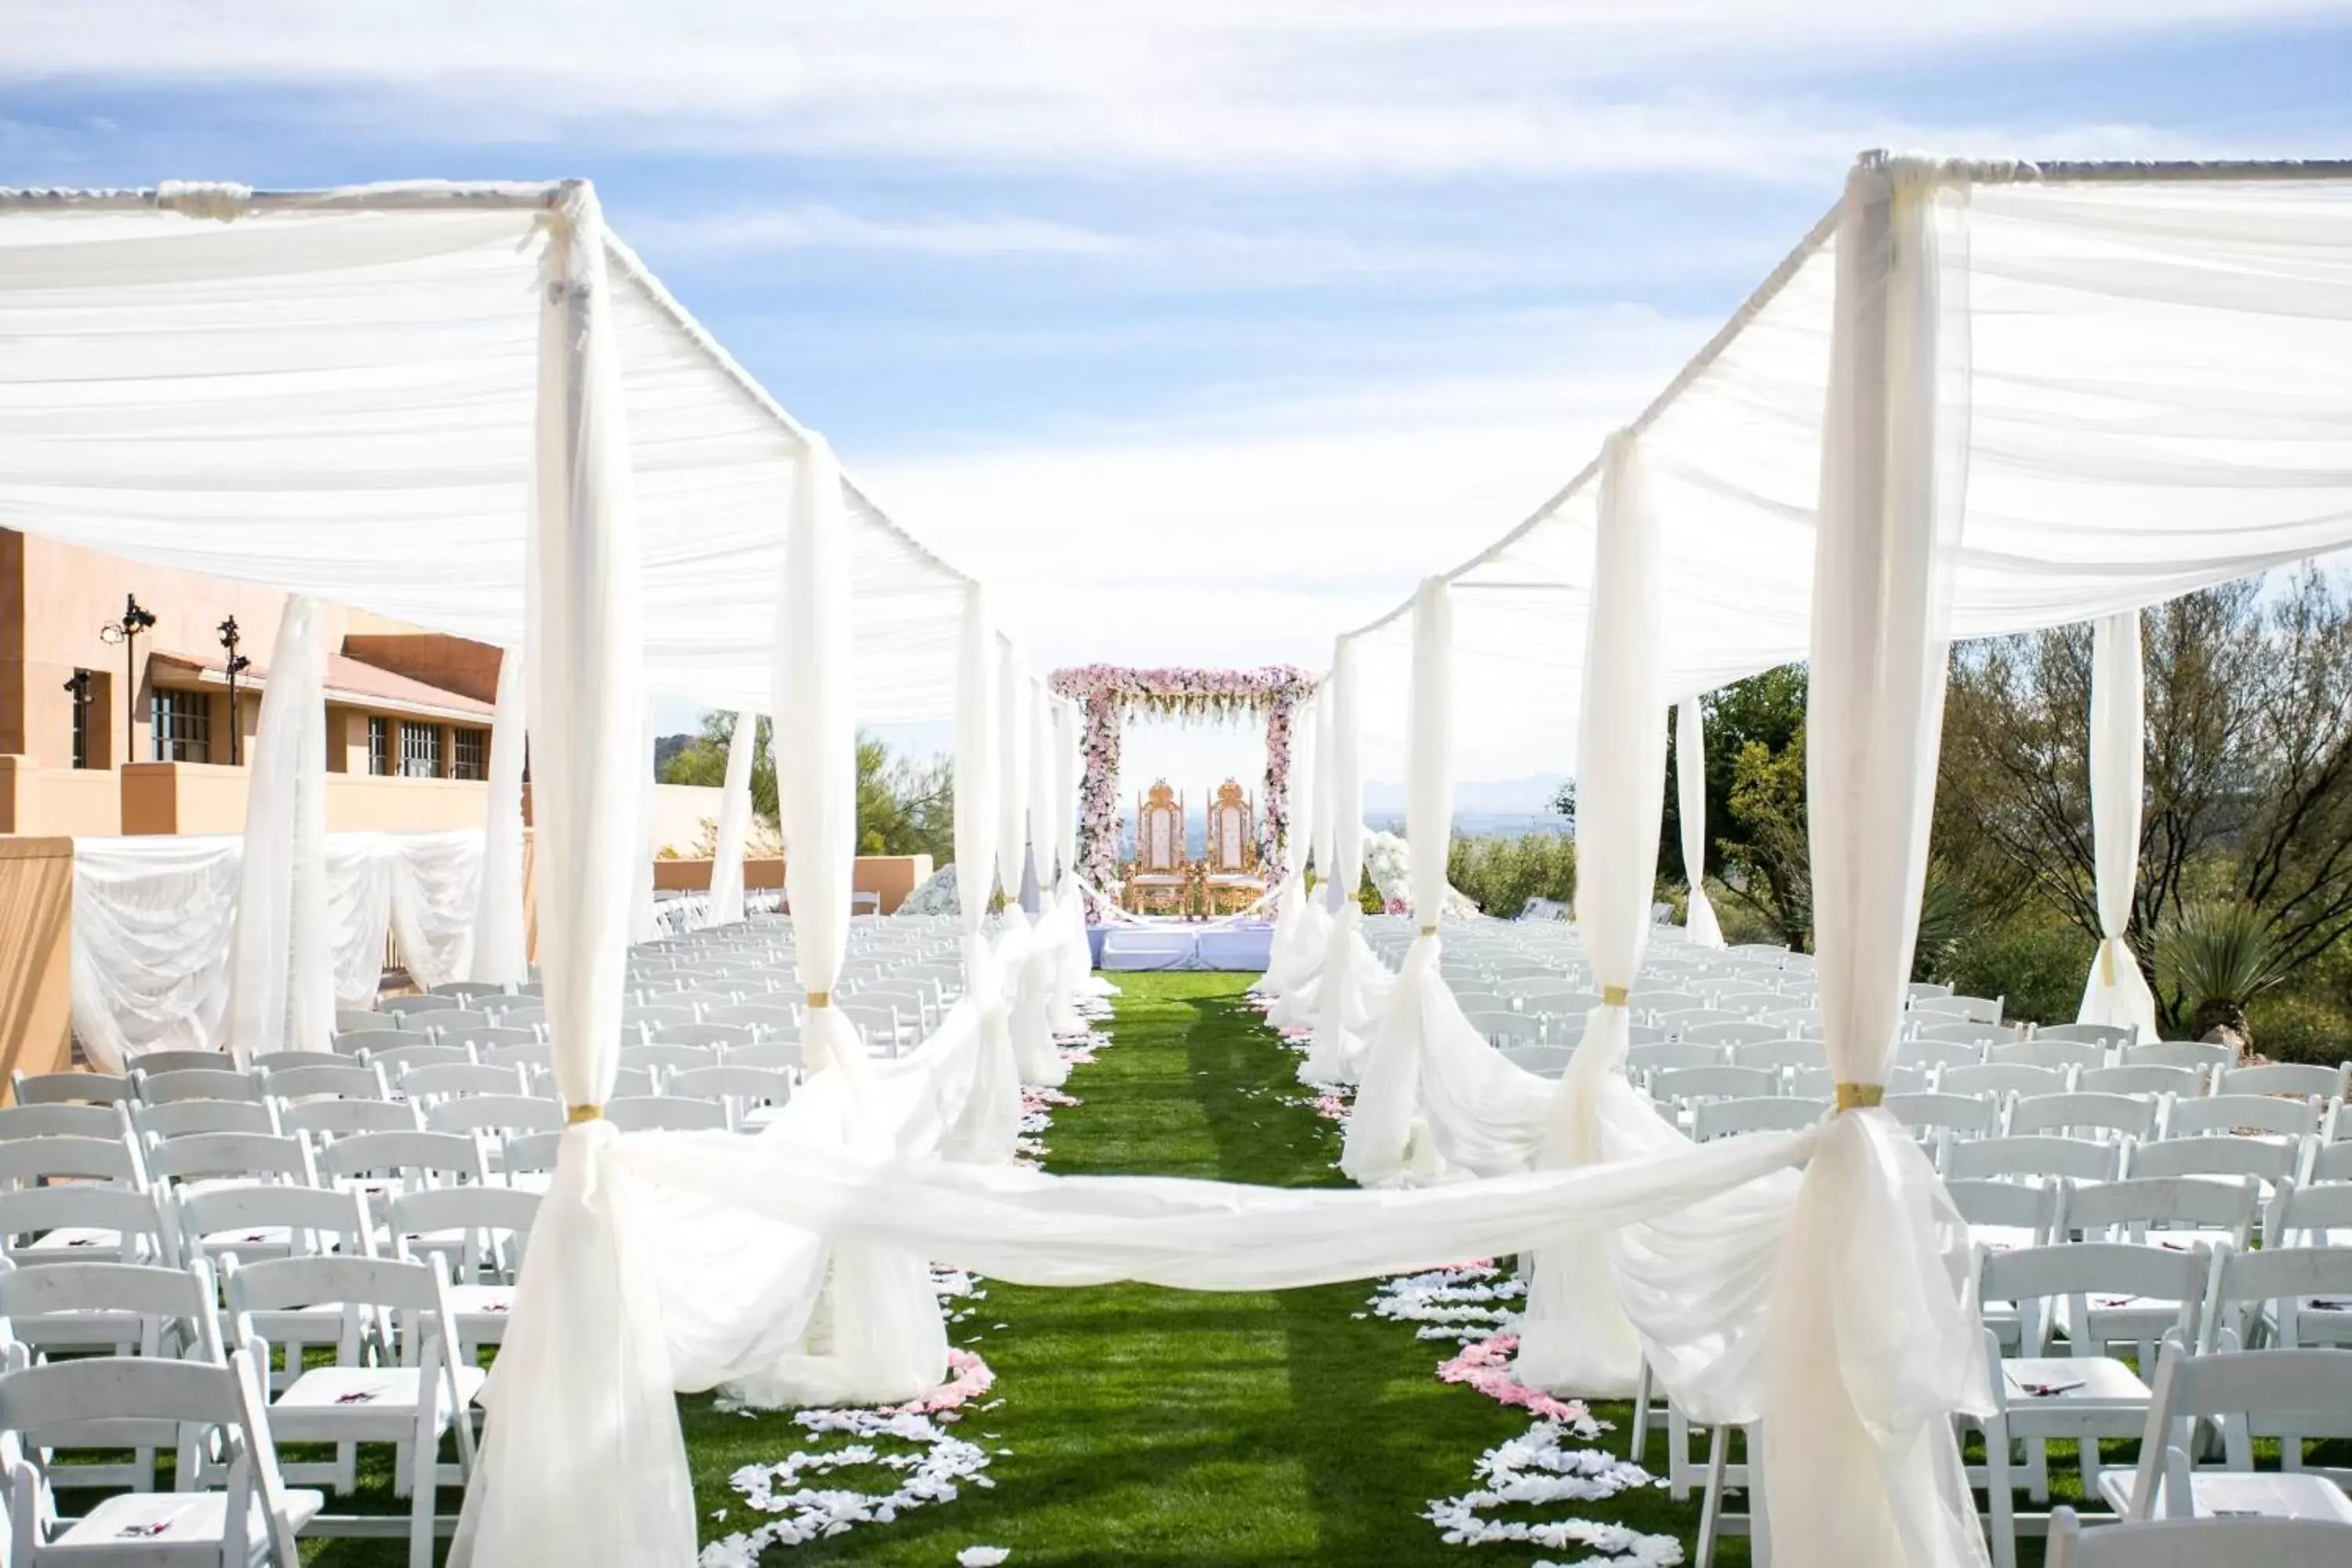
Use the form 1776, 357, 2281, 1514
2155, 900, 2284, 1046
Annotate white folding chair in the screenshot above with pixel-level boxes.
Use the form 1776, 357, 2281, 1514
2047, 1507, 2352, 1566
2100, 1341, 2352, 1525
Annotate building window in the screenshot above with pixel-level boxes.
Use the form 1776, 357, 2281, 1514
151, 688, 211, 763
452, 727, 487, 781
399, 720, 443, 779
68, 672, 96, 769
368, 717, 390, 776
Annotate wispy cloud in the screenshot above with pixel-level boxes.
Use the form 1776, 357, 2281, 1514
626, 204, 1124, 258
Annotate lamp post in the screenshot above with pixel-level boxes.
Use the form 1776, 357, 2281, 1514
217, 615, 251, 765
96, 593, 157, 762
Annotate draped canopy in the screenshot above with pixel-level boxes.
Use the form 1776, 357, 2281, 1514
1349, 162, 2352, 779
0, 181, 975, 720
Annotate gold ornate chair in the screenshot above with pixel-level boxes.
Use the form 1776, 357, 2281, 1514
1201, 779, 1265, 915
1123, 780, 1189, 915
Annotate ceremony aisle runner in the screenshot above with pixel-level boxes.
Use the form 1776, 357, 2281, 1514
683, 974, 1718, 1566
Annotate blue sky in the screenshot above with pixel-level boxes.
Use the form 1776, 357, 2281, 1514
8, 2, 2351, 783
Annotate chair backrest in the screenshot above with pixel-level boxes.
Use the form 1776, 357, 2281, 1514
1138, 780, 1183, 873
0, 1133, 143, 1190
263, 1062, 389, 1102
425, 1094, 564, 1136
2047, 1508, 2352, 1567
2165, 1093, 2318, 1141
652, 1022, 754, 1052
402, 1007, 496, 1040
1980, 1242, 2209, 1358
1947, 1134, 2122, 1184
2125, 1040, 2236, 1074
363, 1042, 477, 1075
1895, 1037, 1986, 1073
491, 1004, 547, 1031
1624, 1042, 1726, 1077
1681, 1020, 1785, 1048
666, 1065, 794, 1105
499, 1131, 564, 1181
401, 1061, 528, 1101
333, 1025, 409, 1057
127, 1051, 237, 1076
2205, 1246, 2352, 1352
1884, 1091, 1998, 1138
0, 1102, 127, 1142
389, 1185, 542, 1281
0, 1258, 220, 1355
2009, 1091, 2158, 1141
1944, 1177, 2059, 1243
702, 1003, 799, 1035
2033, 1022, 2132, 1050
2078, 1064, 2205, 1100
1649, 1065, 1778, 1104
1690, 1096, 1825, 1141
454, 1025, 543, 1053
1940, 1062, 2068, 1099
2129, 1341, 2352, 1512
0, 1184, 170, 1265
619, 1043, 719, 1074
135, 1066, 263, 1105
2265, 1181, 2352, 1247
2127, 1134, 2298, 1185
312, 1129, 486, 1187
725, 1041, 805, 1073
1730, 1038, 1826, 1074
227, 1254, 456, 1371
132, 1097, 279, 1141
1914, 1019, 2019, 1048
335, 1008, 395, 1033
1206, 781, 1251, 873
9, 1070, 132, 1106
2220, 1062, 2346, 1098
177, 1181, 373, 1269
143, 1131, 314, 1187
1991, 1039, 2105, 1073
481, 1041, 556, 1073
2059, 1174, 2259, 1249
1912, 993, 2002, 1024
600, 1096, 730, 1133
274, 1097, 420, 1138
249, 1051, 347, 1074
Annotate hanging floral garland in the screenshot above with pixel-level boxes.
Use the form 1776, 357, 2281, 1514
1048, 665, 1320, 907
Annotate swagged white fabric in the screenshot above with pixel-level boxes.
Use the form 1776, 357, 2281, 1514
1253, 690, 1323, 1006
467, 648, 530, 988
706, 709, 758, 927
996, 652, 1064, 1087
1676, 698, 1725, 949
222, 593, 334, 1067
2078, 611, 2159, 1041
1298, 636, 1388, 1083
954, 587, 1017, 1093
1516, 433, 1673, 1398
1345, 168, 2352, 780
1761, 158, 1991, 1568
1015, 677, 1068, 1042
1341, 579, 1457, 1186
629, 710, 660, 946
70, 830, 483, 1071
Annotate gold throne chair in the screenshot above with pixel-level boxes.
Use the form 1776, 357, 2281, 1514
1202, 779, 1264, 916
1123, 780, 1189, 915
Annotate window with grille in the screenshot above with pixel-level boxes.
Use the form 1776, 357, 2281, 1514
69, 673, 95, 768
399, 720, 443, 779
368, 717, 390, 776
452, 727, 487, 781
151, 688, 211, 763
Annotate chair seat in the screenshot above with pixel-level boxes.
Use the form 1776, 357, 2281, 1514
1969, 1225, 2040, 1255
1204, 873, 1261, 886
273, 1363, 487, 1440
2002, 1356, 2151, 1413
447, 1283, 516, 1341
20, 1227, 129, 1259
55, 1485, 325, 1551
2100, 1468, 2352, 1521
1127, 873, 1185, 887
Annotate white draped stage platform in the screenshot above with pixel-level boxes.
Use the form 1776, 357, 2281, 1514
1091, 918, 1276, 972
5, 153, 2352, 1568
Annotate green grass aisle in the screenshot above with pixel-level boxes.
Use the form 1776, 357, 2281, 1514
685, 971, 1742, 1566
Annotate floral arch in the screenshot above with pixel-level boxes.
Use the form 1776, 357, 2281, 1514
1047, 665, 1320, 902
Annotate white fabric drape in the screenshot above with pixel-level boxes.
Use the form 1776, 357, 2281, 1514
953, 589, 1020, 1121
1254, 691, 1323, 1003
1301, 636, 1383, 1083
1341, 579, 1455, 1185
468, 648, 530, 987
1263, 685, 1336, 1026
997, 650, 1063, 1086
706, 709, 758, 927
1761, 156, 1991, 1568
2078, 611, 2158, 1042
1046, 695, 1094, 1035
453, 186, 681, 1568
1676, 698, 1724, 949
222, 593, 333, 1068
1516, 433, 1670, 1397
71, 830, 481, 1070
629, 710, 659, 946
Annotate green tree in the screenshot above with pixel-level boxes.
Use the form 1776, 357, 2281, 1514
660, 714, 955, 862
1720, 724, 1811, 947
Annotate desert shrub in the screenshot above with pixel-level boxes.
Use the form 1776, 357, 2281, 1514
1446, 833, 1576, 920
1940, 906, 2095, 1026
2243, 993, 2352, 1066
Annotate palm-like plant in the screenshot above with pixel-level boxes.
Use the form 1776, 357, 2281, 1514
2154, 901, 2283, 1046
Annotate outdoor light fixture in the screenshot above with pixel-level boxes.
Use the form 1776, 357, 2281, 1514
97, 592, 157, 760
217, 614, 252, 764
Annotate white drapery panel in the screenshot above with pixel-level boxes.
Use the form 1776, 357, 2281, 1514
1301, 636, 1386, 1083
70, 830, 481, 1072
222, 593, 333, 1067
1517, 434, 1669, 1398
1264, 685, 1338, 1029
0, 188, 977, 725
455, 185, 677, 1568
707, 709, 758, 927
1345, 169, 2352, 778
1341, 579, 1455, 1185
1046, 695, 1098, 1033
2079, 611, 2159, 1041
629, 710, 659, 946
996, 649, 1062, 1085
1761, 158, 1991, 1568
468, 648, 530, 987
1676, 698, 1725, 949
1254, 692, 1323, 1003
1017, 679, 1068, 1038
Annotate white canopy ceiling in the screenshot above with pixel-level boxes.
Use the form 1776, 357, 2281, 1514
1352, 163, 2352, 780
0, 182, 971, 722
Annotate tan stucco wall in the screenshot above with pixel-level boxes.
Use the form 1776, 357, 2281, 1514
650, 854, 933, 913
340, 629, 504, 706
0, 837, 75, 1100
117, 762, 491, 836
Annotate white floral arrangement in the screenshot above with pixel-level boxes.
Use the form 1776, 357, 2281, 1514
1360, 829, 1481, 920
895, 863, 962, 917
